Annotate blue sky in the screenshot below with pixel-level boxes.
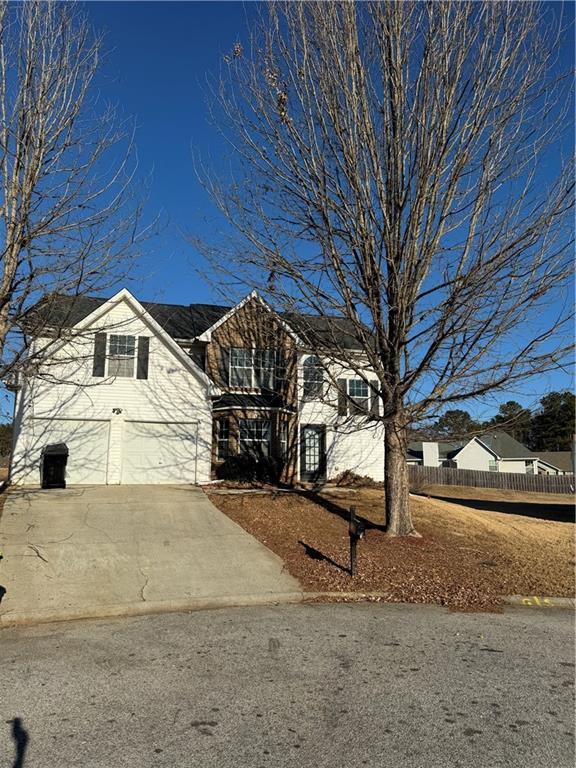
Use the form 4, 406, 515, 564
85, 1, 257, 306
40, 1, 570, 421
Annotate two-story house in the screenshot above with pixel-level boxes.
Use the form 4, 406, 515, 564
9, 289, 385, 486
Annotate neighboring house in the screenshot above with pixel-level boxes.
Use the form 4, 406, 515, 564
536, 452, 574, 476
407, 431, 539, 474
9, 289, 384, 486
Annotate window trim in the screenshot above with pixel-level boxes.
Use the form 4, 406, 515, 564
229, 347, 276, 390
347, 378, 370, 414
108, 334, 137, 379
216, 418, 229, 460
239, 418, 272, 457
302, 355, 324, 400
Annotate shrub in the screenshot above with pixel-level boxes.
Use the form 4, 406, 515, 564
216, 454, 284, 484
331, 470, 383, 488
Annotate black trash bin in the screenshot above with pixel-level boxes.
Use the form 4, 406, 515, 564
40, 443, 69, 489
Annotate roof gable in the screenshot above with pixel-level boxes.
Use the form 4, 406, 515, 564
537, 451, 573, 473
196, 291, 303, 344
71, 289, 218, 392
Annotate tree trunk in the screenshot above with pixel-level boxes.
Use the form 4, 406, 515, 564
384, 417, 416, 536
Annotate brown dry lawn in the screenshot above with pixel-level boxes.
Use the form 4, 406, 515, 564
208, 487, 575, 611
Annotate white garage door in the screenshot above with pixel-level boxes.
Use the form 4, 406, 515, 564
31, 418, 110, 485
121, 421, 198, 485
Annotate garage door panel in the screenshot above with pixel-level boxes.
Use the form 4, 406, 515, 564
31, 419, 109, 485
121, 421, 198, 484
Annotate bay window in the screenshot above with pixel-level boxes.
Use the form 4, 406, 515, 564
239, 419, 271, 457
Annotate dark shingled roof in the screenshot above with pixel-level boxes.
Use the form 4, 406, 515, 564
534, 451, 573, 472
212, 393, 295, 411
477, 431, 536, 459
28, 294, 363, 349
282, 313, 361, 350
407, 431, 536, 461
407, 441, 466, 461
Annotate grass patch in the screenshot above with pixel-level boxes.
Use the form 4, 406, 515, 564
208, 487, 575, 612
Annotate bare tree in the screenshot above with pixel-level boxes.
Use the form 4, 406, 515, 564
0, 0, 150, 387
196, 1, 574, 535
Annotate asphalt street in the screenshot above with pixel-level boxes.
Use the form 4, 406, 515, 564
1, 603, 574, 767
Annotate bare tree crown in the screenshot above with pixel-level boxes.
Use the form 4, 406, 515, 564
0, 0, 150, 382
198, 1, 574, 428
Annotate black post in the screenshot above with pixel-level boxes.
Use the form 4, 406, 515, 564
349, 505, 357, 577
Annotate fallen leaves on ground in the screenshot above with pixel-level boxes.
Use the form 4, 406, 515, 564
208, 487, 575, 612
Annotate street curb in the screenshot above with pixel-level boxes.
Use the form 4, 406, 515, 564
0, 591, 305, 629
2, 590, 573, 629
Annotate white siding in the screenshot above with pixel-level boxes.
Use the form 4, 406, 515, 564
11, 297, 213, 485
498, 459, 529, 474
455, 439, 530, 474
297, 354, 385, 482
454, 439, 494, 472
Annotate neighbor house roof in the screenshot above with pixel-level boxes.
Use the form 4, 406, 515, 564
407, 431, 536, 462
537, 451, 574, 473
476, 431, 536, 459
407, 440, 466, 461
26, 293, 363, 350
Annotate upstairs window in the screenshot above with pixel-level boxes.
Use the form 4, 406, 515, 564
230, 348, 253, 387
108, 335, 136, 378
348, 379, 369, 413
229, 348, 276, 389
255, 349, 275, 389
303, 356, 323, 399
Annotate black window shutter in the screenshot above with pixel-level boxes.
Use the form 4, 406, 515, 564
337, 379, 348, 416
370, 380, 379, 416
137, 337, 149, 379
219, 347, 230, 386
93, 333, 107, 377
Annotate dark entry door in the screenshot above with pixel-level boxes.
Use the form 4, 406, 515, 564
300, 424, 326, 482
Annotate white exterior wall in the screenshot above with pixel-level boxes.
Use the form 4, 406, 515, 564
498, 459, 529, 474
454, 439, 494, 472
455, 439, 530, 474
297, 354, 385, 482
11, 297, 213, 485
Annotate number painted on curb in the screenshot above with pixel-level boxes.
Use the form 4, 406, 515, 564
521, 597, 553, 607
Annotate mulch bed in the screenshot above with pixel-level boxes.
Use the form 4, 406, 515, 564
208, 488, 575, 612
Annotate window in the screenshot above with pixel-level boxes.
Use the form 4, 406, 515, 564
525, 461, 534, 475
108, 335, 136, 378
230, 348, 253, 387
488, 460, 499, 472
217, 418, 229, 460
255, 349, 275, 390
239, 419, 271, 457
303, 356, 323, 399
348, 379, 369, 414
279, 421, 288, 459
229, 348, 276, 389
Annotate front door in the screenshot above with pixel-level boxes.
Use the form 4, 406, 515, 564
300, 424, 326, 483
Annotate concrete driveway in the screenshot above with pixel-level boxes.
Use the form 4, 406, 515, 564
0, 485, 302, 626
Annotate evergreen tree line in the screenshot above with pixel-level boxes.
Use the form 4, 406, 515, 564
421, 391, 575, 451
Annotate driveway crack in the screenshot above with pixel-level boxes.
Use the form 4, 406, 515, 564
139, 568, 149, 602
83, 506, 114, 543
